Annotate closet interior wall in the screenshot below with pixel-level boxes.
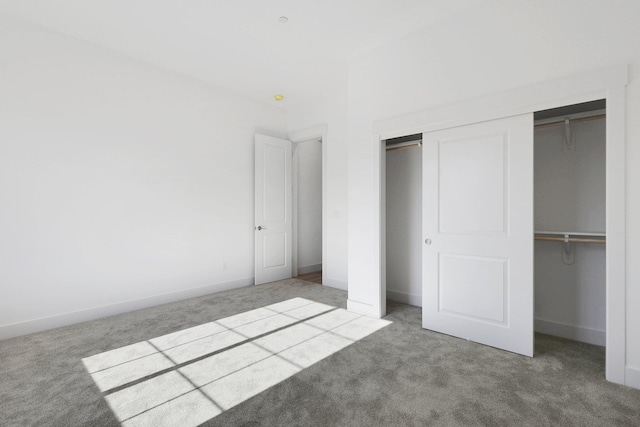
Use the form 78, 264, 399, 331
385, 139, 422, 307
296, 138, 323, 275
534, 105, 606, 346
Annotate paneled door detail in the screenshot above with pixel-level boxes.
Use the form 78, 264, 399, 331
255, 134, 292, 285
422, 114, 534, 356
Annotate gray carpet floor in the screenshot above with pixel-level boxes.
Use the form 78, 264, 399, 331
1, 278, 639, 426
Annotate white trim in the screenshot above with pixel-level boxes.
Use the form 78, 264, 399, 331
289, 124, 328, 143
626, 367, 640, 390
289, 124, 328, 288
347, 299, 381, 318
374, 65, 626, 138
605, 84, 627, 384
323, 278, 348, 291
387, 290, 421, 307
378, 135, 387, 318
0, 277, 254, 341
292, 142, 300, 276
371, 64, 628, 386
535, 318, 605, 347
297, 263, 322, 276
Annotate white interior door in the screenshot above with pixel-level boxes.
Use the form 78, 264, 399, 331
422, 114, 534, 356
255, 134, 292, 285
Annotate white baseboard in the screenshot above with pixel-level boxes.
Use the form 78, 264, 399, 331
0, 277, 254, 341
626, 366, 640, 390
297, 263, 322, 275
386, 290, 421, 307
323, 278, 347, 291
347, 299, 381, 318
535, 318, 605, 346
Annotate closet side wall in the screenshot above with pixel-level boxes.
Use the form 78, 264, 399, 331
297, 140, 323, 274
386, 146, 422, 306
534, 117, 606, 346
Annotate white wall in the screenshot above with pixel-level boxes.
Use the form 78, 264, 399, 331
0, 15, 287, 339
534, 117, 606, 345
385, 146, 421, 306
347, 0, 640, 386
296, 139, 322, 273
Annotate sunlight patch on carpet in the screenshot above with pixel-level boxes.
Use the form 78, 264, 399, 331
82, 297, 391, 426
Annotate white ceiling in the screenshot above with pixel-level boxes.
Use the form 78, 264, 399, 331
0, 0, 484, 111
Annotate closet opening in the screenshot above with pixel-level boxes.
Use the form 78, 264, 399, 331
373, 66, 626, 384
293, 137, 323, 285
384, 134, 422, 309
534, 99, 606, 359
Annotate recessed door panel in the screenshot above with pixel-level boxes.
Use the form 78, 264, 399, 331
439, 135, 506, 234
262, 233, 287, 269
263, 144, 287, 223
438, 254, 508, 324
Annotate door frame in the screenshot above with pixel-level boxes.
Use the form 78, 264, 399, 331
289, 124, 328, 280
373, 65, 628, 386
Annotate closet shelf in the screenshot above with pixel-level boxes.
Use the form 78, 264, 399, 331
534, 231, 606, 244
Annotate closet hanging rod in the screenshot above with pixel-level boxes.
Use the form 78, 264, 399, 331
386, 142, 422, 152
534, 232, 606, 244
535, 231, 605, 237
534, 114, 606, 129
534, 236, 606, 244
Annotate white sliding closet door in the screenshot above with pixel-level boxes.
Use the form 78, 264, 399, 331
422, 114, 534, 356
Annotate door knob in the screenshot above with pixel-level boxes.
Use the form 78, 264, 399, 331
425, 238, 432, 245
257, 226, 267, 231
